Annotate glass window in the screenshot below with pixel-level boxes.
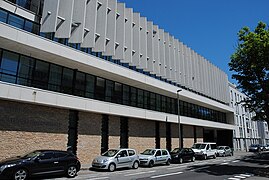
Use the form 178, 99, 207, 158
17, 55, 34, 86
166, 97, 171, 113
61, 67, 73, 94
39, 152, 54, 160
156, 94, 161, 111
162, 150, 168, 155
0, 51, 19, 83
144, 91, 149, 109
128, 150, 135, 156
33, 60, 49, 89
48, 64, 62, 92
8, 14, 24, 29
113, 82, 122, 104
95, 77, 105, 100
137, 89, 144, 108
0, 9, 8, 23
85, 74, 95, 98
74, 71, 86, 97
24, 20, 39, 34
55, 152, 67, 158
130, 87, 137, 107
105, 80, 113, 102
171, 99, 176, 114
150, 93, 156, 110
122, 85, 129, 105
161, 96, 166, 112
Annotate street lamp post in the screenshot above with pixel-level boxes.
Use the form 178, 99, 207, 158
177, 89, 182, 148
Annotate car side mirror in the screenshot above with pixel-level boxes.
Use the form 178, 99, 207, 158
117, 155, 121, 158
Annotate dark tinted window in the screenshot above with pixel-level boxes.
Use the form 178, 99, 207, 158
85, 74, 95, 98
0, 51, 19, 83
75, 71, 86, 97
105, 80, 113, 102
39, 152, 54, 160
128, 150, 135, 156
122, 85, 129, 105
137, 89, 144, 108
130, 87, 137, 107
118, 150, 128, 157
8, 14, 24, 29
62, 67, 73, 94
33, 60, 49, 89
113, 82, 122, 104
162, 150, 168, 155
48, 64, 62, 92
0, 9, 8, 23
55, 152, 68, 158
17, 55, 34, 86
155, 150, 161, 156
95, 77, 105, 100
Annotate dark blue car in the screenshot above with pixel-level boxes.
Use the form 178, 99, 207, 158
0, 150, 81, 180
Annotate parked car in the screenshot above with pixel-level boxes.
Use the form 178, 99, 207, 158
192, 142, 217, 160
170, 148, 195, 163
0, 150, 81, 180
249, 144, 264, 152
216, 146, 233, 157
139, 149, 171, 167
265, 144, 269, 151
91, 149, 139, 172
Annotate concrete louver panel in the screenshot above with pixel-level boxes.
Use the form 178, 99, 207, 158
174, 39, 180, 83
68, 0, 87, 44
153, 25, 160, 76
183, 45, 189, 88
192, 50, 198, 91
132, 13, 140, 67
91, 0, 108, 52
203, 57, 209, 97
146, 21, 154, 72
54, 0, 74, 38
198, 55, 204, 94
195, 52, 201, 93
123, 8, 133, 63
139, 17, 147, 69
81, 0, 97, 48
164, 32, 171, 79
158, 29, 166, 78
40, 0, 59, 33
102, 0, 117, 56
178, 42, 185, 86
169, 36, 176, 82
112, 3, 125, 60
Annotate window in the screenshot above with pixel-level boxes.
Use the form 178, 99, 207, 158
105, 80, 113, 102
113, 82, 122, 104
39, 152, 54, 160
130, 87, 137, 107
74, 71, 86, 97
8, 14, 24, 29
150, 93, 156, 111
61, 67, 73, 94
156, 94, 161, 111
17, 55, 34, 86
0, 9, 8, 23
122, 85, 130, 105
95, 77, 105, 100
0, 51, 19, 83
162, 150, 168, 155
144, 91, 150, 109
161, 96, 166, 112
155, 150, 161, 156
128, 150, 135, 156
166, 97, 171, 113
55, 152, 68, 158
85, 74, 95, 98
118, 150, 128, 157
137, 89, 144, 108
48, 64, 62, 92
33, 60, 49, 89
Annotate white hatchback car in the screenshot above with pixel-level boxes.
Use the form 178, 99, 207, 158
139, 149, 171, 167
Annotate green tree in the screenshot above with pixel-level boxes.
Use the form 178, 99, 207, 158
229, 22, 269, 123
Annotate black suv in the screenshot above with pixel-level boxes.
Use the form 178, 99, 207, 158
0, 150, 81, 180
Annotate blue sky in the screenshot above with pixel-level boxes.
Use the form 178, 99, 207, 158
119, 0, 269, 84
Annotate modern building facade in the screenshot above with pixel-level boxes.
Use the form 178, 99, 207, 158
229, 83, 260, 151
0, 0, 234, 164
257, 121, 269, 145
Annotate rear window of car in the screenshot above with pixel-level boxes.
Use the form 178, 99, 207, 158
128, 150, 135, 156
162, 150, 168, 155
55, 152, 68, 158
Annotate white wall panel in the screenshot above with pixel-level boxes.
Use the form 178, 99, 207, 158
81, 0, 97, 48
158, 29, 165, 78
164, 32, 171, 79
68, 0, 86, 44
178, 42, 185, 86
146, 21, 154, 72
132, 12, 140, 67
103, 0, 117, 56
174, 39, 180, 83
169, 36, 176, 82
113, 3, 125, 60
153, 25, 160, 75
92, 0, 108, 52
139, 17, 147, 69
123, 8, 133, 63
54, 0, 73, 38
40, 0, 59, 32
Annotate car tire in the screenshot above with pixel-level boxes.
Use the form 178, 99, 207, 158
148, 160, 154, 168
108, 163, 116, 172
191, 156, 195, 162
14, 168, 28, 180
132, 161, 139, 169
179, 158, 183, 164
166, 159, 171, 165
67, 165, 77, 178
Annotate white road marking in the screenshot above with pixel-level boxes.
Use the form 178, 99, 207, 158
167, 165, 187, 170
124, 170, 156, 176
220, 162, 229, 165
234, 175, 247, 178
228, 178, 240, 180
150, 172, 183, 179
87, 177, 109, 180
240, 174, 251, 177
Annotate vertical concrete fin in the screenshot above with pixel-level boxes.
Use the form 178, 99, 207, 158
40, 0, 60, 33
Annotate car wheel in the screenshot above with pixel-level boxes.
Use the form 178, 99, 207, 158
179, 158, 183, 164
166, 159, 171, 165
191, 156, 195, 162
108, 163, 116, 172
67, 165, 77, 178
148, 160, 154, 168
14, 169, 28, 180
203, 155, 207, 160
132, 161, 139, 169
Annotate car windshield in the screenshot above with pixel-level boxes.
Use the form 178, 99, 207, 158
102, 149, 119, 157
22, 151, 42, 158
171, 148, 182, 153
192, 144, 206, 149
217, 146, 225, 150
141, 149, 156, 155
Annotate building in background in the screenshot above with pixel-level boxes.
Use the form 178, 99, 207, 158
257, 121, 269, 145
0, 0, 234, 164
229, 83, 260, 151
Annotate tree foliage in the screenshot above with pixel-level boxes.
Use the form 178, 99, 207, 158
229, 21, 269, 122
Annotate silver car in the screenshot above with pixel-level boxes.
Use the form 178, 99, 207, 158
91, 149, 139, 172
216, 146, 233, 157
139, 149, 171, 167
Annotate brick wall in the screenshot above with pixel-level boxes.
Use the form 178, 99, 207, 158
183, 125, 195, 147
108, 116, 120, 149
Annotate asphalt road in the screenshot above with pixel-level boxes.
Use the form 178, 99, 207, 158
44, 152, 269, 180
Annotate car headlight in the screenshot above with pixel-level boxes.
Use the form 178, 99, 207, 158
0, 164, 16, 171
102, 159, 108, 163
